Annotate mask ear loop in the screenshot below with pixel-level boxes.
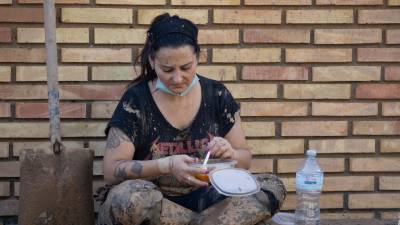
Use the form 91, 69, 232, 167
150, 65, 159, 93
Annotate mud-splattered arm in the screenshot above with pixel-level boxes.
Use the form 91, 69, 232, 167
103, 127, 160, 185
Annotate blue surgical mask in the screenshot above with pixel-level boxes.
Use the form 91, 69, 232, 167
155, 74, 199, 97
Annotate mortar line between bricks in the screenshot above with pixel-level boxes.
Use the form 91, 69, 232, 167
10, 26, 16, 47
10, 178, 16, 198
374, 210, 380, 220
344, 156, 350, 174
10, 65, 16, 83
343, 192, 349, 210
382, 29, 387, 47
272, 158, 278, 174
376, 138, 381, 154
237, 64, 243, 81
381, 65, 385, 81
86, 101, 91, 120
378, 101, 383, 117
7, 143, 12, 161
9, 103, 15, 122
374, 175, 379, 192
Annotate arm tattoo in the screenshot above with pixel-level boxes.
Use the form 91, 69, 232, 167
106, 127, 131, 150
115, 160, 143, 180
115, 160, 129, 180
130, 161, 143, 175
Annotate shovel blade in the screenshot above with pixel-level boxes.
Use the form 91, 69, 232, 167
19, 147, 94, 225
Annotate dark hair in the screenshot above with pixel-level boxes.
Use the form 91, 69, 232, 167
131, 13, 200, 85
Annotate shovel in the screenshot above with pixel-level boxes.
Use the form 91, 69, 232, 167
18, 0, 94, 224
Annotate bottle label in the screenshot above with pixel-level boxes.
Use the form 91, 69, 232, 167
296, 173, 323, 191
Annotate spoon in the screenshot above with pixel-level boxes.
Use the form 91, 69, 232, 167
202, 150, 211, 169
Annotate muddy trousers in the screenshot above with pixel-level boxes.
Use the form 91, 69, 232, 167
96, 174, 286, 225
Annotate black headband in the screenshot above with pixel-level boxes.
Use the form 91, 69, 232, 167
147, 15, 198, 44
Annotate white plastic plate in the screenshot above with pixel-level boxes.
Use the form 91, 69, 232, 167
209, 168, 260, 197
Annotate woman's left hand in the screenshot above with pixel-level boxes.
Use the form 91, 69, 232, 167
207, 136, 236, 160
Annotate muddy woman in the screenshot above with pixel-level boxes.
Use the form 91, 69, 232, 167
96, 13, 286, 225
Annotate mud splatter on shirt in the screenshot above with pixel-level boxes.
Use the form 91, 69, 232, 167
122, 101, 141, 118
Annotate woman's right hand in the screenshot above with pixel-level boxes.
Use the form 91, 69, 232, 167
169, 155, 209, 187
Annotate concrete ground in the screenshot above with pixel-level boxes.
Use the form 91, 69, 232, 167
2, 218, 398, 225
260, 219, 398, 225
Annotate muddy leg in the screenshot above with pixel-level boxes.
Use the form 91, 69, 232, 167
192, 194, 269, 225
96, 180, 163, 225
160, 198, 196, 225
192, 173, 286, 225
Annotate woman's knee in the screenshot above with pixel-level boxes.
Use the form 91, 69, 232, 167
108, 180, 160, 207
255, 173, 285, 189
101, 179, 163, 225
254, 174, 286, 198
253, 173, 287, 215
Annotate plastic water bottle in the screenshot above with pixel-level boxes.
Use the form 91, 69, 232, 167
295, 150, 324, 225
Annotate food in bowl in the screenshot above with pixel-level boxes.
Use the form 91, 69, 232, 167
191, 159, 236, 182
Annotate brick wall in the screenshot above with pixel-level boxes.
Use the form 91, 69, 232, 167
0, 0, 399, 220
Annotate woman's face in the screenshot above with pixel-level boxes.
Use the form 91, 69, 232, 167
150, 45, 198, 95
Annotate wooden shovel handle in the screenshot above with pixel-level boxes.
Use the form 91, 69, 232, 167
44, 0, 62, 153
